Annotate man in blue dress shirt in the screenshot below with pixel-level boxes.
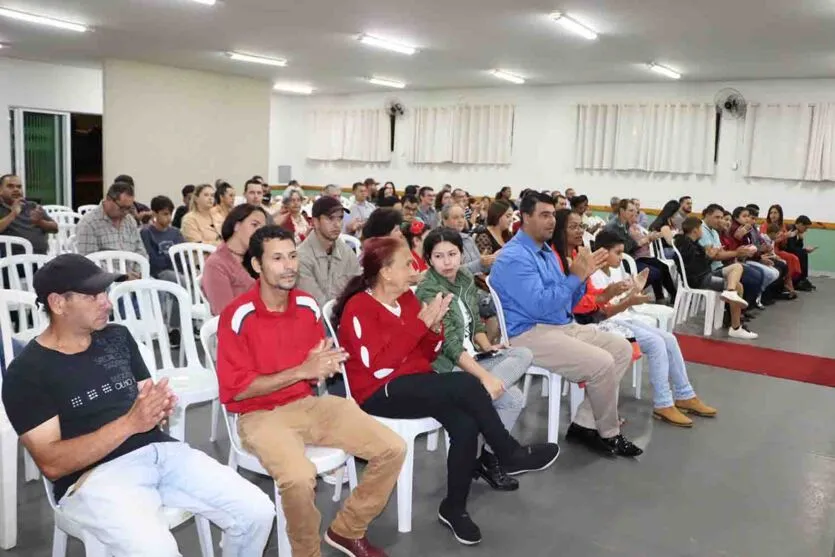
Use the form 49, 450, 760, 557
490, 192, 643, 458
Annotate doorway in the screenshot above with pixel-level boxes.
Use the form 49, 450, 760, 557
71, 113, 103, 208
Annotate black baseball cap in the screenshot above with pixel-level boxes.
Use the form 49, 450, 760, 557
34, 254, 127, 306
312, 196, 347, 218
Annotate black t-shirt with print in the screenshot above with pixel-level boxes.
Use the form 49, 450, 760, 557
1, 324, 174, 500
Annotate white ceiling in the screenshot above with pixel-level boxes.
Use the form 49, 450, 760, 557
2, 0, 835, 95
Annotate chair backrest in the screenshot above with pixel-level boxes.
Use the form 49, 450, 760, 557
321, 300, 355, 400
0, 290, 47, 379
109, 279, 200, 370
65, 234, 78, 254
50, 223, 77, 256
199, 316, 220, 373
620, 252, 638, 278
484, 275, 510, 345
51, 212, 82, 227
168, 243, 216, 308
0, 254, 52, 292
339, 234, 362, 255
42, 205, 73, 216
77, 204, 98, 216
669, 245, 692, 290
0, 236, 33, 258
582, 231, 594, 249
86, 251, 151, 279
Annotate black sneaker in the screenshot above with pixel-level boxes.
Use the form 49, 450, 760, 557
503, 443, 560, 476
601, 434, 643, 457
168, 328, 181, 349
565, 422, 616, 457
473, 449, 518, 491
438, 500, 481, 545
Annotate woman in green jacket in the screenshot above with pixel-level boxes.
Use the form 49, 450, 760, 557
416, 227, 534, 491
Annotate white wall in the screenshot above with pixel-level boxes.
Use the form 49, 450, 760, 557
104, 59, 271, 201
270, 79, 835, 220
0, 57, 103, 177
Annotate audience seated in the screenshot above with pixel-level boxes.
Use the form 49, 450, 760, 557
321, 184, 342, 200
361, 207, 404, 241
376, 195, 402, 211
417, 228, 533, 491
490, 192, 643, 458
180, 184, 222, 246
202, 204, 268, 315
2, 254, 274, 556
435, 189, 452, 214
274, 186, 311, 243
364, 177, 380, 201
440, 204, 492, 275
243, 178, 264, 207
570, 230, 717, 427
607, 196, 620, 223
297, 196, 361, 308
172, 184, 194, 229
401, 194, 420, 224
211, 181, 236, 231
334, 236, 559, 546
746, 204, 796, 299
402, 219, 430, 273
115, 175, 152, 225
376, 181, 396, 202
0, 173, 57, 256
570, 195, 605, 236
474, 200, 512, 256
216, 226, 406, 557
76, 181, 148, 277
416, 186, 439, 228
603, 199, 677, 304
632, 198, 650, 229
764, 205, 816, 291
675, 216, 757, 339
671, 195, 693, 230
495, 186, 517, 210
343, 182, 375, 237
762, 204, 803, 289
786, 215, 816, 291
720, 207, 777, 308
648, 199, 682, 251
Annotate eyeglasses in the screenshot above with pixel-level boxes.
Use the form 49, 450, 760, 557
108, 196, 134, 213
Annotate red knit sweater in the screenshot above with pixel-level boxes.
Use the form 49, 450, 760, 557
338, 290, 444, 405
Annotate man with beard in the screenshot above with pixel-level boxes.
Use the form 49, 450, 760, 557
216, 225, 406, 557
297, 196, 361, 307
671, 195, 693, 230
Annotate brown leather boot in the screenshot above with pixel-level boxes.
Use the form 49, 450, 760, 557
675, 397, 717, 417
653, 406, 693, 427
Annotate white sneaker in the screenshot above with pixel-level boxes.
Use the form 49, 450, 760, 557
720, 290, 748, 308
728, 326, 758, 340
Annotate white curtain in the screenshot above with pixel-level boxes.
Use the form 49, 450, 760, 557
743, 103, 814, 180
411, 104, 515, 164
307, 108, 391, 162
575, 103, 716, 175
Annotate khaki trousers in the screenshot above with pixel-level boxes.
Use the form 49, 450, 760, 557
512, 323, 632, 438
238, 395, 406, 557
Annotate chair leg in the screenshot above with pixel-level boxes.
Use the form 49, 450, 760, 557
569, 384, 584, 422
195, 515, 214, 557
273, 484, 291, 557
633, 360, 642, 400
396, 436, 416, 533
426, 430, 438, 451
540, 376, 549, 398
51, 524, 68, 557
521, 374, 532, 408
546, 374, 563, 443
703, 295, 715, 337
24, 450, 40, 482
331, 466, 345, 502
0, 431, 17, 550
713, 299, 726, 332
80, 531, 109, 557
209, 400, 220, 443
346, 456, 358, 491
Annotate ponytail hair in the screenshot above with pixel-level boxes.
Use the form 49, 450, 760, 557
332, 236, 403, 325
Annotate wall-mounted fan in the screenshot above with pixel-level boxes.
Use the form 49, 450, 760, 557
386, 99, 405, 118
715, 88, 747, 119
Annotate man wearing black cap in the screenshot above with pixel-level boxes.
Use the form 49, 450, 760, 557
1, 254, 274, 556
297, 196, 361, 307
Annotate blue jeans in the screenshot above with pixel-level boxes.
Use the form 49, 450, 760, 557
619, 318, 695, 408
58, 442, 274, 557
744, 261, 780, 294
739, 264, 764, 304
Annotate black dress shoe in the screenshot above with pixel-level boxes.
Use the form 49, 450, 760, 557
601, 434, 643, 457
565, 423, 615, 457
473, 449, 518, 491
438, 500, 482, 545
503, 442, 560, 476
795, 280, 813, 292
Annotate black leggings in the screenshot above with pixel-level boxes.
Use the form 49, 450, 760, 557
634, 257, 677, 302
362, 372, 520, 511
786, 247, 809, 281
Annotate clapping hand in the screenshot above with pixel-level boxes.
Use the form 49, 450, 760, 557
127, 378, 177, 433
628, 293, 651, 306
418, 293, 453, 333
298, 339, 349, 382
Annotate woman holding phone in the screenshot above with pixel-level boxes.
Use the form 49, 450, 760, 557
416, 227, 534, 492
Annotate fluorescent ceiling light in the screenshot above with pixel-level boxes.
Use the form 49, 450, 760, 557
490, 69, 525, 85
549, 12, 597, 40
226, 51, 287, 67
190, 0, 217, 4
648, 62, 681, 79
273, 83, 314, 95
358, 34, 417, 55
367, 76, 406, 89
0, 7, 88, 32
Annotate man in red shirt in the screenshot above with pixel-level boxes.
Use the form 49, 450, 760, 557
217, 225, 406, 557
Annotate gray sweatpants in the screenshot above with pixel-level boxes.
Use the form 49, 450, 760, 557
453, 346, 533, 434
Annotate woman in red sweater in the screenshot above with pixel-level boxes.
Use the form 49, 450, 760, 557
334, 237, 558, 546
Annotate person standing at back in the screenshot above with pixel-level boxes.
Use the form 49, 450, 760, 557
0, 173, 58, 256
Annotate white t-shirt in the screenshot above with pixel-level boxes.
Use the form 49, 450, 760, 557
456, 297, 478, 357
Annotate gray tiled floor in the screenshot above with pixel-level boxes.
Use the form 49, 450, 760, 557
5, 287, 835, 556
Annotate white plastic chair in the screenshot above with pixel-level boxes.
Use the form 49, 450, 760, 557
485, 276, 579, 434
42, 205, 74, 216
50, 224, 78, 256
43, 476, 214, 557
51, 212, 82, 227
109, 280, 219, 443
168, 243, 215, 322
618, 251, 674, 332
669, 246, 726, 336
0, 254, 51, 293
199, 317, 357, 556
322, 300, 448, 533
0, 290, 48, 549
338, 234, 362, 255
86, 251, 151, 279
0, 236, 33, 258
77, 204, 98, 216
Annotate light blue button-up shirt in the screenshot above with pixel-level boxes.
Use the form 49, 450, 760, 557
490, 230, 586, 338
698, 223, 723, 271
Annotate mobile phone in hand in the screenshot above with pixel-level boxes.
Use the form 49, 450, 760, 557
474, 350, 499, 361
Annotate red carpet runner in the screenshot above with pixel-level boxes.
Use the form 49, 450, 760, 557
675, 333, 835, 388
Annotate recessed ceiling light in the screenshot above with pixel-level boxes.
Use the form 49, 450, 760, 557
648, 62, 681, 79
226, 52, 287, 67
273, 83, 314, 95
357, 34, 417, 56
367, 76, 406, 89
0, 7, 88, 32
549, 12, 597, 40
490, 69, 525, 85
